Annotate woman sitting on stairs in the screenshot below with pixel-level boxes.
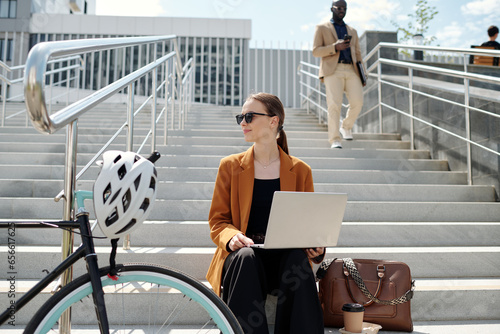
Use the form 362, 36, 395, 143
206, 92, 325, 334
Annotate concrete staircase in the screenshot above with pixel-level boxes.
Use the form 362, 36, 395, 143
1, 102, 500, 333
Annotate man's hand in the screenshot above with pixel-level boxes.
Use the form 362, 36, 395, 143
334, 39, 350, 51
228, 233, 254, 251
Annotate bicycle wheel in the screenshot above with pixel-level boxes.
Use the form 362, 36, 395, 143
24, 263, 243, 334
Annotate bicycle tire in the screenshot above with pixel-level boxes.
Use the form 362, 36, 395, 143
24, 263, 243, 334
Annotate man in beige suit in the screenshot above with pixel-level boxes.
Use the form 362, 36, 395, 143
313, 0, 365, 149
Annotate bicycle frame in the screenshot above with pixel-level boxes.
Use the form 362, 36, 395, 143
0, 191, 111, 333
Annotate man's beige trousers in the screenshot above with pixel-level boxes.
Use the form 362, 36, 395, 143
323, 64, 363, 143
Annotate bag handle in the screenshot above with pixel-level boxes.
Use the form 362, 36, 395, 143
344, 261, 383, 307
316, 258, 414, 306
343, 258, 414, 306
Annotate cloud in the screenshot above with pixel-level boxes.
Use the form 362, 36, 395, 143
460, 0, 500, 16
96, 0, 165, 16
434, 21, 466, 47
344, 0, 401, 32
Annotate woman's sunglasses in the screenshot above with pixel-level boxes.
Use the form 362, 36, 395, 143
235, 112, 273, 125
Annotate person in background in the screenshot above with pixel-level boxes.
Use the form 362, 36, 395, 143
481, 25, 500, 48
206, 92, 325, 334
312, 0, 366, 149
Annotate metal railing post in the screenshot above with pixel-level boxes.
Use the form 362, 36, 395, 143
409, 68, 415, 150
464, 77, 473, 185
1, 82, 6, 126
151, 43, 158, 151
164, 60, 168, 145
59, 120, 78, 334
123, 82, 135, 250
172, 59, 176, 129
151, 67, 157, 152
377, 48, 383, 133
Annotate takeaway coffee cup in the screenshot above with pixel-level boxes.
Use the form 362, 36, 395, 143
342, 303, 365, 333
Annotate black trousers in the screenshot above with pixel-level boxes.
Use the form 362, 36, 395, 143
222, 247, 324, 334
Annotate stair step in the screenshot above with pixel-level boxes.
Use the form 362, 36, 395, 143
0, 127, 402, 141
0, 148, 433, 162
0, 154, 449, 170
3, 220, 499, 248
2, 198, 499, 221
1, 278, 498, 326
0, 165, 466, 184
1, 180, 495, 202
0, 138, 411, 153
1, 245, 499, 280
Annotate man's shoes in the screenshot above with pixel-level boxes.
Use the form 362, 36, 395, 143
340, 127, 353, 140
331, 141, 342, 149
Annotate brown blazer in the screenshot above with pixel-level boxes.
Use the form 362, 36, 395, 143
206, 145, 314, 295
312, 20, 363, 81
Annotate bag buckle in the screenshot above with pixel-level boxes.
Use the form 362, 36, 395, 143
377, 264, 385, 278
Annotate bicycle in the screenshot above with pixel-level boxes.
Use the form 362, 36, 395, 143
0, 151, 243, 334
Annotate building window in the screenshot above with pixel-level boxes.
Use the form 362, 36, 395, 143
0, 0, 16, 18
0, 39, 13, 61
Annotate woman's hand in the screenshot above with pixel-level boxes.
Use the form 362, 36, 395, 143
305, 247, 325, 260
228, 233, 254, 251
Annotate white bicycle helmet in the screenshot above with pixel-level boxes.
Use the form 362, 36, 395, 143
93, 150, 158, 239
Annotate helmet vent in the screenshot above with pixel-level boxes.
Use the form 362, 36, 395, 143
113, 154, 122, 163
103, 183, 112, 203
140, 198, 150, 211
134, 175, 142, 190
108, 188, 121, 205
122, 189, 131, 213
105, 207, 119, 227
134, 155, 141, 163
149, 176, 156, 190
116, 219, 137, 235
117, 164, 127, 180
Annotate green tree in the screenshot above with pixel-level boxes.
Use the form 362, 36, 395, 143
392, 0, 439, 56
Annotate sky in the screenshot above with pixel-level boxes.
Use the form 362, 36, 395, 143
95, 0, 500, 50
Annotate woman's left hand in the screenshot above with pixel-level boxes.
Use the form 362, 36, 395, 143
305, 247, 325, 259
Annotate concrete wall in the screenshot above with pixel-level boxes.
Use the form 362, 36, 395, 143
358, 75, 500, 196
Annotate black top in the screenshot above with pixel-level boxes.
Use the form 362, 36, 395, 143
246, 178, 280, 235
331, 19, 352, 63
481, 41, 500, 49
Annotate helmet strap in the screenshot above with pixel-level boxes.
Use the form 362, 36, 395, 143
107, 238, 120, 280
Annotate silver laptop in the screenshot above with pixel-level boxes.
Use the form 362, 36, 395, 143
251, 191, 347, 249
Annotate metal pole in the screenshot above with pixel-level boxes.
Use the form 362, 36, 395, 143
172, 58, 176, 129
464, 77, 473, 185
463, 56, 472, 185
152, 67, 157, 152
377, 49, 383, 133
1, 83, 6, 127
123, 82, 135, 250
59, 120, 78, 334
409, 68, 414, 150
151, 43, 158, 152
164, 60, 168, 145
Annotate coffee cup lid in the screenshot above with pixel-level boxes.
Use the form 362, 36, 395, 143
342, 303, 365, 312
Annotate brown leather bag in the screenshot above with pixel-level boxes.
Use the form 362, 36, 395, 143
317, 258, 415, 332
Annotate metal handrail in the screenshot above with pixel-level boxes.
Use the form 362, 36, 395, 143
298, 42, 500, 187
24, 35, 182, 134
364, 42, 500, 62
1, 55, 82, 127
378, 58, 500, 85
